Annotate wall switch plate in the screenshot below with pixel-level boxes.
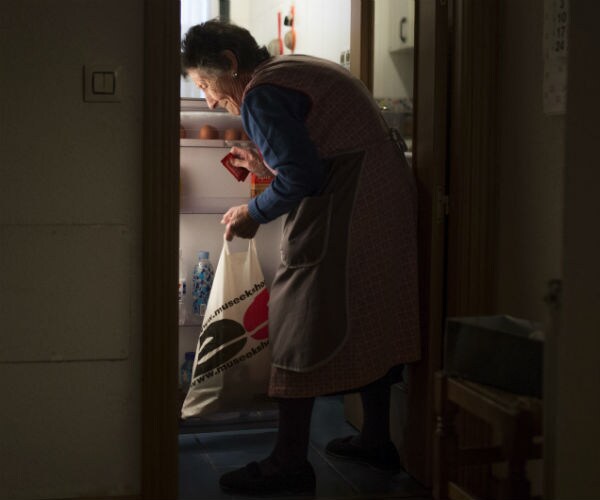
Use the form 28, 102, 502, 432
84, 65, 122, 102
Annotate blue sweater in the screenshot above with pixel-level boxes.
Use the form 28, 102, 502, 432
242, 84, 326, 223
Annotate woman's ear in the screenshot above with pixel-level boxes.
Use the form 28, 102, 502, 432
221, 49, 239, 74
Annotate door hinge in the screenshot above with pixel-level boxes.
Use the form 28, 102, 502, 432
435, 186, 449, 223
544, 279, 563, 311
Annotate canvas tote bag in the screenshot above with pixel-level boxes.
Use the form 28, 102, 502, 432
181, 239, 271, 419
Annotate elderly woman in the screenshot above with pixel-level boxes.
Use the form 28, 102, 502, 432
182, 20, 420, 497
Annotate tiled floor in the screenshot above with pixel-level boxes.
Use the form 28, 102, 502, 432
179, 396, 431, 500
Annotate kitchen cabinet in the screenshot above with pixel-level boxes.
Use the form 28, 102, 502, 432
388, 0, 415, 52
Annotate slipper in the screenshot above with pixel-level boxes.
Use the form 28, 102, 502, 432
325, 435, 402, 472
219, 460, 316, 497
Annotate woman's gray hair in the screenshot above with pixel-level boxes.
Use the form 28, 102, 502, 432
181, 19, 271, 76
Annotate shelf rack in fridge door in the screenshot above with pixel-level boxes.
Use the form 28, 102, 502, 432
179, 99, 253, 215
180, 138, 255, 148
178, 98, 279, 432
180, 98, 252, 147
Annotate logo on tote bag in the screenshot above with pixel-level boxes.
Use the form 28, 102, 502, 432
193, 286, 269, 381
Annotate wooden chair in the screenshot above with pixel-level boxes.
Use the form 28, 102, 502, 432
433, 371, 543, 500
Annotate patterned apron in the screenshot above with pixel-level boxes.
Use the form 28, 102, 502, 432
244, 56, 420, 396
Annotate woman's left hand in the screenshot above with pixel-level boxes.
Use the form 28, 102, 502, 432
229, 146, 274, 178
221, 204, 260, 241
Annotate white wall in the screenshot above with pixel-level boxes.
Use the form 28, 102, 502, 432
551, 1, 600, 497
372, 0, 413, 100
230, 0, 351, 65
230, 0, 413, 101
0, 1, 143, 498
495, 2, 600, 498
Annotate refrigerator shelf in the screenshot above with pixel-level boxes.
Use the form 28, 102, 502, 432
178, 321, 203, 328
180, 138, 253, 149
179, 409, 279, 434
180, 196, 250, 214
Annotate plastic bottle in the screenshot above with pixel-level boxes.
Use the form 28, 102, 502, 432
192, 251, 214, 318
178, 248, 187, 325
180, 351, 195, 390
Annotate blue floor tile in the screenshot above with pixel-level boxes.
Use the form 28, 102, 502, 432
308, 447, 357, 499
179, 396, 431, 500
319, 453, 429, 498
179, 435, 228, 500
204, 429, 277, 468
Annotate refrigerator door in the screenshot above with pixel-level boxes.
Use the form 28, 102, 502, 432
179, 101, 282, 430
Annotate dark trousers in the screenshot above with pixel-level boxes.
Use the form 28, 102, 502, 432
270, 364, 404, 467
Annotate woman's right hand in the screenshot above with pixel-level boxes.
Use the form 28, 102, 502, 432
221, 204, 259, 241
229, 146, 274, 178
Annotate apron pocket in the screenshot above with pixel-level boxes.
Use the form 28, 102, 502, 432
281, 194, 333, 268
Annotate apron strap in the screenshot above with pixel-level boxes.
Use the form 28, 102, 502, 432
389, 127, 408, 153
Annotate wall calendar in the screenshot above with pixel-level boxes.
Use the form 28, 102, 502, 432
543, 0, 569, 115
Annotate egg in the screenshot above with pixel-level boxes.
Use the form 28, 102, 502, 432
198, 124, 219, 140
223, 128, 242, 141
240, 130, 250, 141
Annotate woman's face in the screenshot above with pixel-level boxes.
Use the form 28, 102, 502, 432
187, 68, 242, 115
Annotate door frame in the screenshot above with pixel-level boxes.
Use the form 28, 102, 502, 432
141, 0, 451, 496
404, 0, 450, 486
349, 0, 451, 488
350, 0, 374, 91
141, 0, 180, 498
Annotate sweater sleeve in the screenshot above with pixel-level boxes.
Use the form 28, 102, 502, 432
241, 84, 326, 223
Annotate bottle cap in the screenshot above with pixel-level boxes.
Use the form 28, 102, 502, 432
197, 251, 209, 260
185, 351, 195, 361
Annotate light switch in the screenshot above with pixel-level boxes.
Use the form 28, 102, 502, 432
92, 71, 116, 95
84, 65, 121, 102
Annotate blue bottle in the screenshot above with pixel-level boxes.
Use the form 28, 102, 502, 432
192, 251, 214, 318
178, 248, 187, 325
180, 351, 195, 390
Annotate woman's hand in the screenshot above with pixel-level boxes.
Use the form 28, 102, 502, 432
221, 204, 260, 241
229, 146, 274, 178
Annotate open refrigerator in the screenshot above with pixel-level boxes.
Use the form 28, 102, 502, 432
178, 98, 282, 433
